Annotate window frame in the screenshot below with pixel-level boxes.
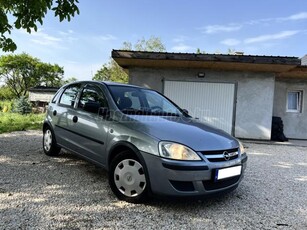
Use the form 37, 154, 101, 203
286, 90, 303, 113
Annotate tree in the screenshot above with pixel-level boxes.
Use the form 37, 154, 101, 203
93, 36, 166, 83
196, 48, 206, 54
0, 0, 80, 52
123, 36, 166, 52
93, 59, 128, 83
0, 85, 15, 100
35, 62, 64, 87
62, 76, 77, 85
0, 53, 64, 98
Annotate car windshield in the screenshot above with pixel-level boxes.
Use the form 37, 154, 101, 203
108, 85, 183, 116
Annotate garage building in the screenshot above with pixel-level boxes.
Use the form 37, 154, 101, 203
112, 50, 307, 140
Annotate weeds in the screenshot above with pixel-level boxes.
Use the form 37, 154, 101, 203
0, 112, 45, 134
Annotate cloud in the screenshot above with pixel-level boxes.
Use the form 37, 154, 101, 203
282, 12, 307, 21
200, 24, 242, 34
220, 39, 241, 46
244, 30, 299, 44
246, 12, 307, 25
30, 30, 62, 47
171, 43, 194, 52
95, 34, 117, 41
199, 11, 307, 36
58, 30, 74, 36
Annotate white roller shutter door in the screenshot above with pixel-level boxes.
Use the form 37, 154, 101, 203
164, 81, 235, 134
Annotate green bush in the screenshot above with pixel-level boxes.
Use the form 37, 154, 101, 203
0, 112, 45, 134
12, 96, 32, 114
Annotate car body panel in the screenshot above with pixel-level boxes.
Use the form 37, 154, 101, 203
119, 114, 238, 151
44, 80, 247, 198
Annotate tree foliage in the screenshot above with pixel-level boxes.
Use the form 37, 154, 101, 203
123, 36, 166, 52
0, 85, 15, 100
62, 76, 77, 85
93, 36, 166, 83
0, 0, 80, 52
0, 53, 64, 98
93, 59, 128, 83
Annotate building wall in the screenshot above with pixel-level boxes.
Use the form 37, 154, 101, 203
273, 79, 307, 139
29, 91, 55, 103
129, 67, 275, 140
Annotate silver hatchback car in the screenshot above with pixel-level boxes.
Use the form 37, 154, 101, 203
43, 81, 247, 203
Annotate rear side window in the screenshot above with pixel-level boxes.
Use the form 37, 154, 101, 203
59, 84, 81, 107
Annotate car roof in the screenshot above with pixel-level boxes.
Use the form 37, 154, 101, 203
65, 80, 144, 89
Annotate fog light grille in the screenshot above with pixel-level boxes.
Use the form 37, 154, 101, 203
169, 180, 195, 192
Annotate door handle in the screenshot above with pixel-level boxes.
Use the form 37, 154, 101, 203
53, 110, 57, 116
72, 116, 78, 123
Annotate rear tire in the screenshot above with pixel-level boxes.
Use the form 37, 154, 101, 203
43, 127, 61, 156
109, 151, 149, 203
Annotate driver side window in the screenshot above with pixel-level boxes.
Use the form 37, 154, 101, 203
78, 85, 108, 114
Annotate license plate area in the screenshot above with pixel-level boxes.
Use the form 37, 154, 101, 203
214, 165, 242, 181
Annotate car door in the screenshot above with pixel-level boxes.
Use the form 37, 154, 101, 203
68, 83, 110, 165
53, 83, 82, 150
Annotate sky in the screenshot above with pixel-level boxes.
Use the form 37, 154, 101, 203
2, 0, 307, 81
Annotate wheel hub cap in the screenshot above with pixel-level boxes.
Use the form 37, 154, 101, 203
114, 159, 146, 197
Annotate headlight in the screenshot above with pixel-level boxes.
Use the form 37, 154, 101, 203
159, 142, 201, 161
239, 141, 245, 154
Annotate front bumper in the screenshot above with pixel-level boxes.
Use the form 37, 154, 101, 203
141, 151, 247, 197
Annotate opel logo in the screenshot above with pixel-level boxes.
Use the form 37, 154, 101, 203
223, 151, 230, 161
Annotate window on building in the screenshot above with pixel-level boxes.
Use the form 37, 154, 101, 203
287, 91, 303, 113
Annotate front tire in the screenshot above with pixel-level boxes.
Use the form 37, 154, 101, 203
43, 127, 61, 156
109, 151, 148, 203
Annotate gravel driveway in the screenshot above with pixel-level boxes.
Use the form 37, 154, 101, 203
0, 130, 306, 230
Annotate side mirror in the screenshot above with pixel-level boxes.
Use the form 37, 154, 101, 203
99, 107, 109, 118
84, 101, 100, 113
182, 109, 189, 115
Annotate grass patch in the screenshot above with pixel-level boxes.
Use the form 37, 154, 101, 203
0, 112, 45, 134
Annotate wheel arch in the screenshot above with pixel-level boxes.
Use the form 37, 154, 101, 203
43, 121, 53, 132
107, 141, 153, 199
107, 141, 145, 170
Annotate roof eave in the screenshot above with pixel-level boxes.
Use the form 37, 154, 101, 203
112, 50, 300, 73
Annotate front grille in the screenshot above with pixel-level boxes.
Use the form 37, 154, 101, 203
201, 148, 239, 162
202, 175, 240, 191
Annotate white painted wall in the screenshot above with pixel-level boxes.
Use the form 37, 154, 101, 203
274, 79, 307, 139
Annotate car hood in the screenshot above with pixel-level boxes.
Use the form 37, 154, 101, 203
122, 115, 238, 151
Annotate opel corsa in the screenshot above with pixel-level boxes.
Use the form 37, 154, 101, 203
43, 81, 247, 203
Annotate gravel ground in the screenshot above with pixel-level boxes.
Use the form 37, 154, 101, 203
0, 130, 306, 230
